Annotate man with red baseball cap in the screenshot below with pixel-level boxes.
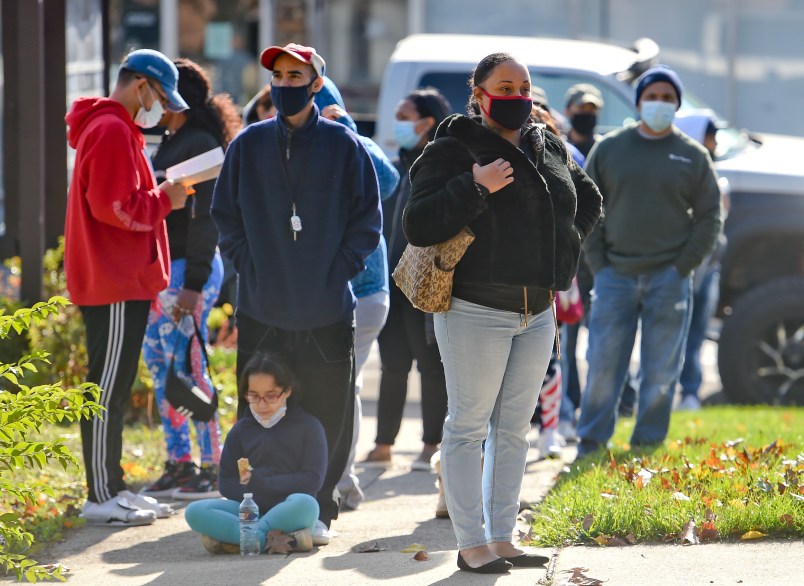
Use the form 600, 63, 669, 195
211, 43, 382, 547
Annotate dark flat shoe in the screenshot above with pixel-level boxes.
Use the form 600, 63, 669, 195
456, 552, 512, 574
504, 553, 549, 567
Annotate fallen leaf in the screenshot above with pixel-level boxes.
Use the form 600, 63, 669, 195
592, 534, 611, 546
740, 531, 767, 540
624, 533, 636, 544
582, 514, 594, 532
265, 529, 294, 555
413, 550, 430, 561
606, 536, 631, 547
559, 567, 605, 585
779, 514, 794, 527
699, 521, 719, 541
400, 543, 426, 553
356, 541, 384, 553
704, 508, 717, 522
680, 520, 700, 545
672, 491, 691, 501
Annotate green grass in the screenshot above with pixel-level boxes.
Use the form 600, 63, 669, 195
529, 406, 804, 546
1, 347, 239, 548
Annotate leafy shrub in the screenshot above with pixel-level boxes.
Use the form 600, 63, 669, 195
0, 298, 103, 582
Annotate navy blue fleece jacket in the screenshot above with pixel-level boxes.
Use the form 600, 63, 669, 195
211, 103, 382, 330
218, 399, 328, 513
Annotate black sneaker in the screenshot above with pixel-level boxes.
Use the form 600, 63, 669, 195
140, 461, 198, 498
172, 464, 220, 500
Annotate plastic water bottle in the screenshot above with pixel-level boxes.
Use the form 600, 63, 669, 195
239, 493, 260, 556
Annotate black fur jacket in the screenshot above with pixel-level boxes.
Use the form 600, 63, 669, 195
403, 114, 601, 291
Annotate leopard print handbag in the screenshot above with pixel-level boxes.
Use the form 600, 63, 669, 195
391, 227, 475, 313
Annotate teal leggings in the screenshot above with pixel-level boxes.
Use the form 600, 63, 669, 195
185, 494, 319, 550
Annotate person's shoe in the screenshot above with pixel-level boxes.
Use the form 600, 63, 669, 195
359, 446, 392, 468
575, 438, 601, 460
411, 444, 439, 471
456, 552, 512, 574
339, 485, 364, 511
558, 420, 578, 444
288, 528, 313, 552
173, 464, 221, 500
80, 495, 157, 527
537, 428, 564, 460
504, 553, 549, 567
118, 490, 173, 518
432, 450, 449, 518
312, 520, 331, 546
676, 395, 702, 411
199, 533, 240, 555
140, 461, 198, 498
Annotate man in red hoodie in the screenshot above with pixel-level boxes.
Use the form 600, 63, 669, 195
65, 49, 190, 526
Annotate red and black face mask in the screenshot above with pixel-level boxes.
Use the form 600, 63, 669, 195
478, 87, 533, 130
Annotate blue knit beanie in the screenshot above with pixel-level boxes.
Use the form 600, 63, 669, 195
635, 65, 683, 107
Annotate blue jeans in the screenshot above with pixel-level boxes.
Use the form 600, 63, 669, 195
435, 298, 555, 549
185, 493, 319, 550
679, 268, 719, 399
577, 265, 691, 448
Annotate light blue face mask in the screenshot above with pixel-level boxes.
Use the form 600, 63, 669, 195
640, 100, 676, 133
393, 120, 424, 150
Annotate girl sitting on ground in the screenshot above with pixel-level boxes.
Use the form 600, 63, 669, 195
184, 353, 328, 554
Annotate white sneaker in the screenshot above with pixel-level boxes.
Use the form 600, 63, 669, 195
312, 520, 331, 546
558, 420, 578, 444
676, 395, 702, 411
537, 428, 564, 459
80, 495, 157, 526
119, 490, 173, 518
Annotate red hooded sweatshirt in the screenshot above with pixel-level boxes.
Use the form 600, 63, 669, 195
64, 97, 172, 305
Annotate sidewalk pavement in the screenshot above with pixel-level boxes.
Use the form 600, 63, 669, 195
13, 343, 799, 585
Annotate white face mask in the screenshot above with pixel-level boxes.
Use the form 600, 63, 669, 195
640, 100, 676, 133
250, 403, 287, 429
134, 84, 165, 129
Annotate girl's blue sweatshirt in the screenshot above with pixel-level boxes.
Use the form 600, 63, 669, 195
211, 104, 382, 330
218, 400, 328, 513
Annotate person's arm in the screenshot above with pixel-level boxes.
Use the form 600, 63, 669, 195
403, 140, 489, 247
335, 138, 383, 281
217, 425, 249, 503
581, 143, 609, 274
360, 137, 400, 201
83, 121, 172, 230
211, 136, 250, 274
674, 160, 723, 276
566, 151, 602, 241
183, 169, 219, 292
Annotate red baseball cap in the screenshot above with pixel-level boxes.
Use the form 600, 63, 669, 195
260, 43, 326, 77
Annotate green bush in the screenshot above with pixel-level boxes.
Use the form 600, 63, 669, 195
0, 297, 103, 582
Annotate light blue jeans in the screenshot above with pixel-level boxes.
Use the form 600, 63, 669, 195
338, 290, 390, 505
577, 265, 691, 449
184, 493, 319, 550
435, 298, 555, 549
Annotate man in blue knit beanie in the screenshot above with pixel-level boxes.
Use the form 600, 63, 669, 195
575, 64, 722, 457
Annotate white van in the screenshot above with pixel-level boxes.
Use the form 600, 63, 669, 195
376, 34, 804, 407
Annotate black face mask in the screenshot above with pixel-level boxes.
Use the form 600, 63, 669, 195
571, 113, 597, 136
270, 79, 315, 117
478, 87, 533, 131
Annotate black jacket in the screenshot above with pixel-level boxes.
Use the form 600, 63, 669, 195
383, 147, 423, 274
403, 115, 601, 291
152, 125, 221, 291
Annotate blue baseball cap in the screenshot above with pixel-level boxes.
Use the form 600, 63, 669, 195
121, 49, 188, 112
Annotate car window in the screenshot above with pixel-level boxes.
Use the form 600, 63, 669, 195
418, 71, 637, 135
